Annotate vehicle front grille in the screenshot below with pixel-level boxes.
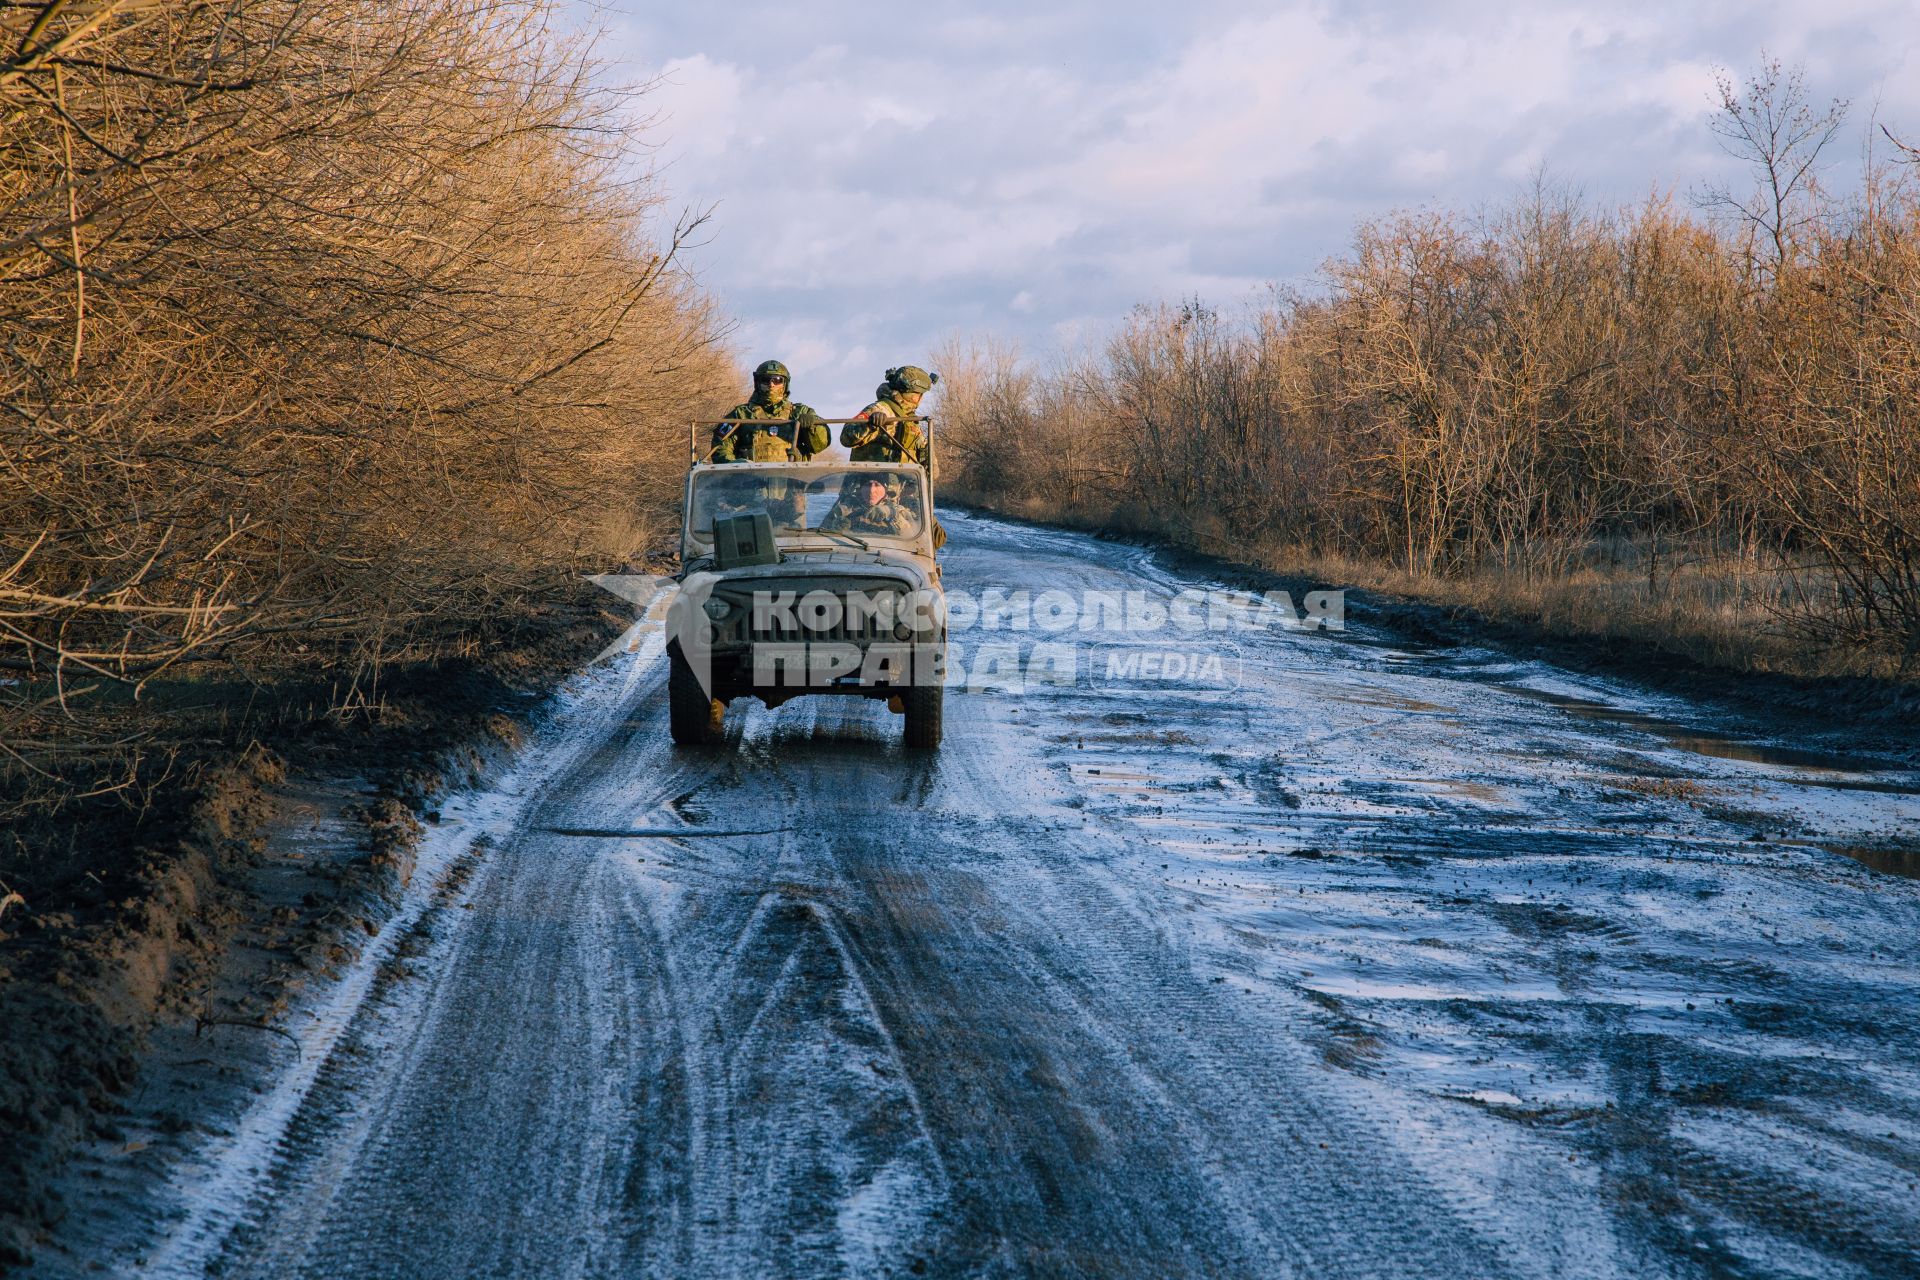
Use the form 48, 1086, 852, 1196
708, 581, 916, 648
749, 603, 897, 645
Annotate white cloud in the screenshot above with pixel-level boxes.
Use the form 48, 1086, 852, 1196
648, 54, 745, 153
607, 0, 1920, 411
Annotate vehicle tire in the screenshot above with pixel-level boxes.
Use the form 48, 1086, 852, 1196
668, 647, 724, 745
902, 681, 942, 749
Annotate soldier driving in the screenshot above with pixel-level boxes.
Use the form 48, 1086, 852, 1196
820, 473, 919, 538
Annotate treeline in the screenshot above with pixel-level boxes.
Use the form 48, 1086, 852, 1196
940, 64, 1920, 671
1, 0, 733, 795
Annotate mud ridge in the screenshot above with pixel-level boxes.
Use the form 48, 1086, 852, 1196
0, 589, 627, 1272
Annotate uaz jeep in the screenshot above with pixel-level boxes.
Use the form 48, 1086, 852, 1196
667, 450, 947, 748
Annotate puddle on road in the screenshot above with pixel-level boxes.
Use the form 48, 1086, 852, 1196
1068, 764, 1167, 797
1293, 964, 1567, 1005
1498, 686, 1920, 792
1380, 648, 1444, 665
1073, 766, 1153, 780
544, 825, 789, 839
1124, 815, 1300, 838
1325, 690, 1455, 713
1822, 844, 1920, 880
1387, 778, 1513, 805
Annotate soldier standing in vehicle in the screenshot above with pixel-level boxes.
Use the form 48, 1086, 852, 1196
710, 360, 830, 463
841, 365, 936, 471
841, 365, 945, 549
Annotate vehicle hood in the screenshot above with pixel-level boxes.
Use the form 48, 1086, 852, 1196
682, 548, 937, 594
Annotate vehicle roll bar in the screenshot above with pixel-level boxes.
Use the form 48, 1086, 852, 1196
690, 417, 935, 466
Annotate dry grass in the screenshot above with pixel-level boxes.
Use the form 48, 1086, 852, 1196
952, 486, 1907, 685
1239, 543, 1897, 682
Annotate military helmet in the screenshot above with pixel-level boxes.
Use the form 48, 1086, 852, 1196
753, 359, 791, 382
885, 365, 938, 395
843, 471, 888, 495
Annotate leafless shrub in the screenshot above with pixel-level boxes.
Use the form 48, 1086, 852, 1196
0, 0, 735, 794
943, 60, 1920, 670
1734, 202, 1920, 656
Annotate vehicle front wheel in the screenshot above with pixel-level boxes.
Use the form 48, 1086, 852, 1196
902, 682, 942, 749
668, 647, 724, 745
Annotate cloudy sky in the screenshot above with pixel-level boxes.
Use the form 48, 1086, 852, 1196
596, 0, 1920, 413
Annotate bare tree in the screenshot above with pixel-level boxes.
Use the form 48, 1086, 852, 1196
1697, 57, 1848, 279
1879, 122, 1920, 166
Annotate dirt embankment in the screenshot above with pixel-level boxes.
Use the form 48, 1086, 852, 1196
944, 496, 1920, 763
0, 582, 627, 1269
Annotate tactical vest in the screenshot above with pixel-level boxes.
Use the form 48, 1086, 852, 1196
716, 398, 815, 463
850, 396, 926, 465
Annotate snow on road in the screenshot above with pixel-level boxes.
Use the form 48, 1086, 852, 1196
57, 509, 1920, 1279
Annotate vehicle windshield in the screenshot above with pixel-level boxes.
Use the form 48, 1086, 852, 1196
686, 465, 928, 551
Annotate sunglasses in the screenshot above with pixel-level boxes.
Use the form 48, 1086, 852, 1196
754, 374, 788, 384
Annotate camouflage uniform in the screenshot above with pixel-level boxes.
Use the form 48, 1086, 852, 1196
710, 396, 829, 463
821, 492, 918, 538
710, 360, 829, 463
841, 395, 930, 469
839, 366, 935, 472
840, 366, 947, 550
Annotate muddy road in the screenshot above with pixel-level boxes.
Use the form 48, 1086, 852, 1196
52, 512, 1920, 1278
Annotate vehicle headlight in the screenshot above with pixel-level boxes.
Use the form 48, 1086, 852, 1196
702, 597, 732, 621
893, 621, 913, 640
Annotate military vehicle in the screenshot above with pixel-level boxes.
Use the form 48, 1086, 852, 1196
667, 422, 946, 748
